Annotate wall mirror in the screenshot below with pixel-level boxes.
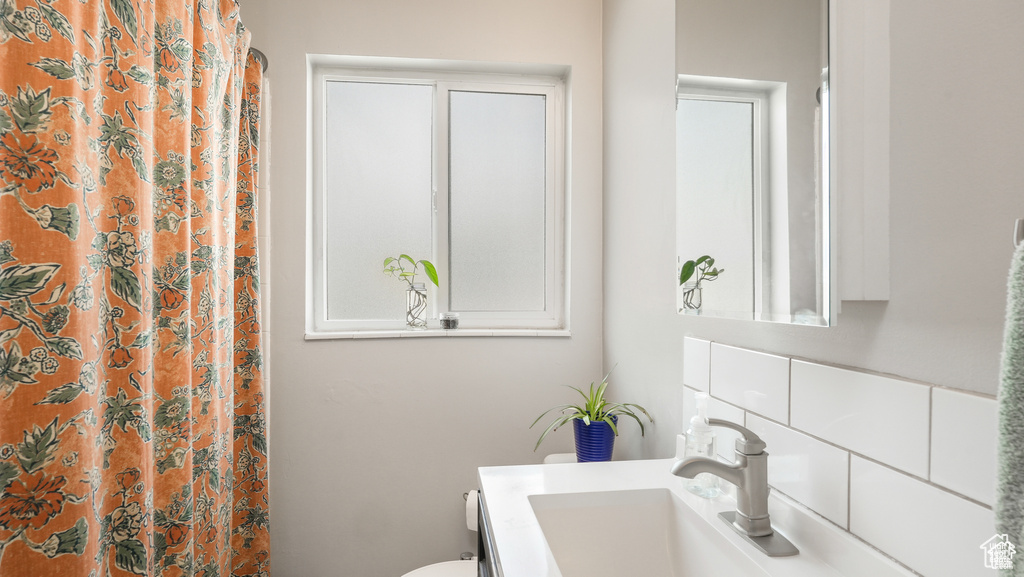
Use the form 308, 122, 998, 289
676, 0, 832, 325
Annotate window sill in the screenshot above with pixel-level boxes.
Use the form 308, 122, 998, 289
304, 328, 571, 340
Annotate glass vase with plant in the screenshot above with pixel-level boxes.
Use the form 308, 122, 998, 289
679, 255, 724, 311
383, 254, 439, 329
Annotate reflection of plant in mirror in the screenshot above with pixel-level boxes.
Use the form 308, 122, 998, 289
679, 255, 723, 311
679, 255, 723, 287
383, 254, 439, 288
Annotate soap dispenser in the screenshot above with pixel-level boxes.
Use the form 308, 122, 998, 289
680, 392, 720, 499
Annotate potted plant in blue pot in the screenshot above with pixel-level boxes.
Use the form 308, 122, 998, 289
531, 371, 653, 462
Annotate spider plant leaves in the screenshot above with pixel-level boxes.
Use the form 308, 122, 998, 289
622, 402, 654, 421
531, 374, 653, 451
594, 379, 609, 410
531, 410, 579, 451
600, 415, 619, 435
530, 404, 579, 429
604, 403, 652, 436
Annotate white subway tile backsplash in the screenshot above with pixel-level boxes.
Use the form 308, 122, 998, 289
709, 344, 790, 422
682, 386, 745, 462
850, 456, 995, 577
687, 340, 999, 577
682, 337, 711, 392
746, 414, 850, 528
930, 388, 998, 505
790, 361, 930, 478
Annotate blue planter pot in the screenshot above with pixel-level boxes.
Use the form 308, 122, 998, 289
573, 416, 617, 462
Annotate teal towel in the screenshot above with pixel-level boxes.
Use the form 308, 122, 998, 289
998, 243, 1024, 576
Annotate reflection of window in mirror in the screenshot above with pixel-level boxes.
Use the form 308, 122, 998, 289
675, 0, 831, 325
676, 77, 786, 318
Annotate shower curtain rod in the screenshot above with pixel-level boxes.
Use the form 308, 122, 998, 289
249, 47, 268, 73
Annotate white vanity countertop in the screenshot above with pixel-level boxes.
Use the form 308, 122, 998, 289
477, 458, 914, 577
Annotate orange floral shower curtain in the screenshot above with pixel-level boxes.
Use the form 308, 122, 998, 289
0, 1, 270, 576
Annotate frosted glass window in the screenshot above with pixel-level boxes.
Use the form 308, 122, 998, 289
324, 81, 433, 321
677, 98, 755, 313
308, 60, 566, 334
449, 91, 547, 312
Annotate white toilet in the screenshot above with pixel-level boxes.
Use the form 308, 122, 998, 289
399, 488, 479, 577
400, 455, 575, 576
401, 559, 476, 577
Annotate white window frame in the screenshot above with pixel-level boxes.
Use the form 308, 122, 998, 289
306, 56, 568, 338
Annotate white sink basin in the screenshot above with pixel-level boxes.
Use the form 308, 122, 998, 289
480, 459, 912, 577
529, 489, 768, 577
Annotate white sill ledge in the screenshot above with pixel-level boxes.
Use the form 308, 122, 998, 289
305, 328, 571, 340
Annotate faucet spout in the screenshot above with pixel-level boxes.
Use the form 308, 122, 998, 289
670, 418, 799, 557
670, 419, 773, 538
670, 455, 745, 489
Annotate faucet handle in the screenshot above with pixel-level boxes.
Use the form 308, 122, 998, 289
707, 418, 767, 455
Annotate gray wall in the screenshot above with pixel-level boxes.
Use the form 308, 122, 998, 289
604, 0, 1024, 461
243, 1, 605, 575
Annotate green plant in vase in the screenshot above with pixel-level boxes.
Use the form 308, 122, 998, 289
679, 255, 723, 311
383, 254, 439, 329
531, 370, 653, 462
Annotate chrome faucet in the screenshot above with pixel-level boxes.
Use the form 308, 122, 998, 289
670, 418, 798, 557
